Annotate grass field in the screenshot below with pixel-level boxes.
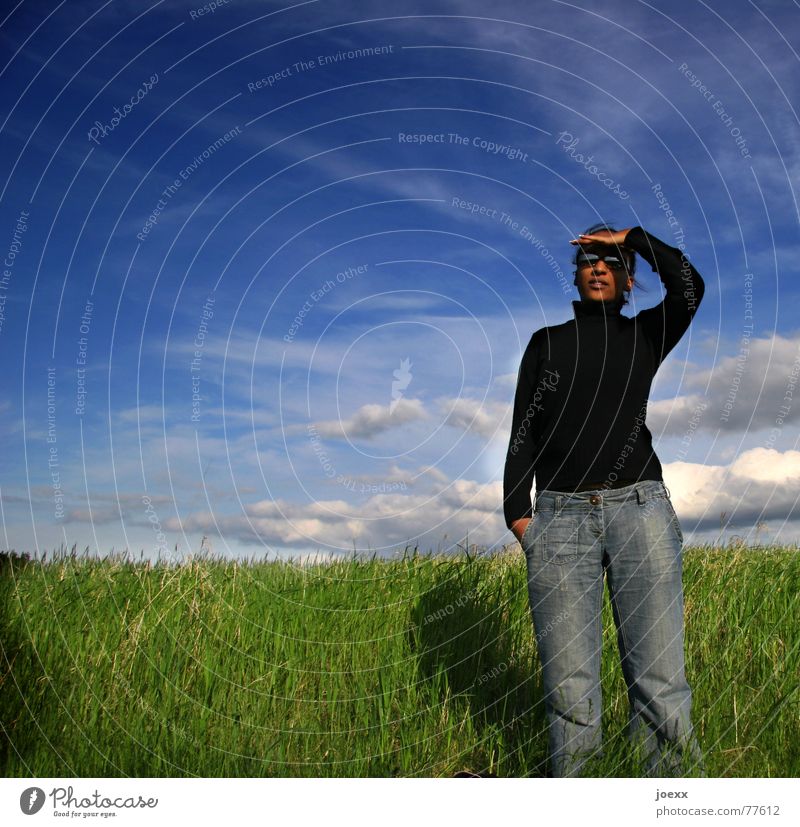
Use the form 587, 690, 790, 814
1, 543, 798, 777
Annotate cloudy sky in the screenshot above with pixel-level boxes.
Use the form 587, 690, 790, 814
1, 0, 798, 560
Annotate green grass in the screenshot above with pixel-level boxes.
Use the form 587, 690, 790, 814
1, 543, 798, 777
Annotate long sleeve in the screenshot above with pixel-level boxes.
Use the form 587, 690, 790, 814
625, 226, 705, 365
503, 332, 544, 529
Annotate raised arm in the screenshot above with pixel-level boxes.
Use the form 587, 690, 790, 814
624, 226, 705, 365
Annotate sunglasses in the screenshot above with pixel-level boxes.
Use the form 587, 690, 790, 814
575, 252, 630, 271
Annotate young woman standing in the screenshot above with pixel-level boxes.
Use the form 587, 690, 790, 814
503, 223, 705, 777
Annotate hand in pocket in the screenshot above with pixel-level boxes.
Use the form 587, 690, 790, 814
516, 517, 534, 547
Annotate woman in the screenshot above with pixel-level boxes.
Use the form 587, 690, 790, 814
503, 222, 705, 777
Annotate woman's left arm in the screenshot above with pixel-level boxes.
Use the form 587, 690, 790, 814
623, 226, 706, 365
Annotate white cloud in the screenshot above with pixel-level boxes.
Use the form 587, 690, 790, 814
649, 332, 800, 434
117, 405, 166, 424
311, 397, 429, 439
664, 447, 800, 529
436, 395, 510, 439
161, 445, 800, 550
159, 473, 506, 553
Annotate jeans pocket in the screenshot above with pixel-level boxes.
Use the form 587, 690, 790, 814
542, 514, 579, 564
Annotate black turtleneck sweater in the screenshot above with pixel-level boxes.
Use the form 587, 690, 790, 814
503, 226, 705, 529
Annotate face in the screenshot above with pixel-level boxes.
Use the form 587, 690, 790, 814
574, 236, 633, 303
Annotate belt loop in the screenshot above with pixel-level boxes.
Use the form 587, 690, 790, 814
555, 494, 563, 515
636, 486, 647, 505
664, 484, 671, 499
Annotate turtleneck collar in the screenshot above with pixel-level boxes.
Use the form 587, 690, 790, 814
572, 298, 625, 319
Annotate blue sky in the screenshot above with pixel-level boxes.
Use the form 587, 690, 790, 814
1, 0, 799, 560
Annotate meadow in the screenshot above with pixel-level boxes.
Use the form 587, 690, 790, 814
1, 542, 798, 777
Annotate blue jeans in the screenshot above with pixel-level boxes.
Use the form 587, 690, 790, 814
520, 480, 704, 777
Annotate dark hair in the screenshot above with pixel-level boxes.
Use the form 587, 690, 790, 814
572, 221, 645, 306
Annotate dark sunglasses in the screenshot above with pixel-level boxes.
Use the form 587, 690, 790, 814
575, 252, 630, 271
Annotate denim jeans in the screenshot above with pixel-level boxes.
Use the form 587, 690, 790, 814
520, 480, 704, 777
